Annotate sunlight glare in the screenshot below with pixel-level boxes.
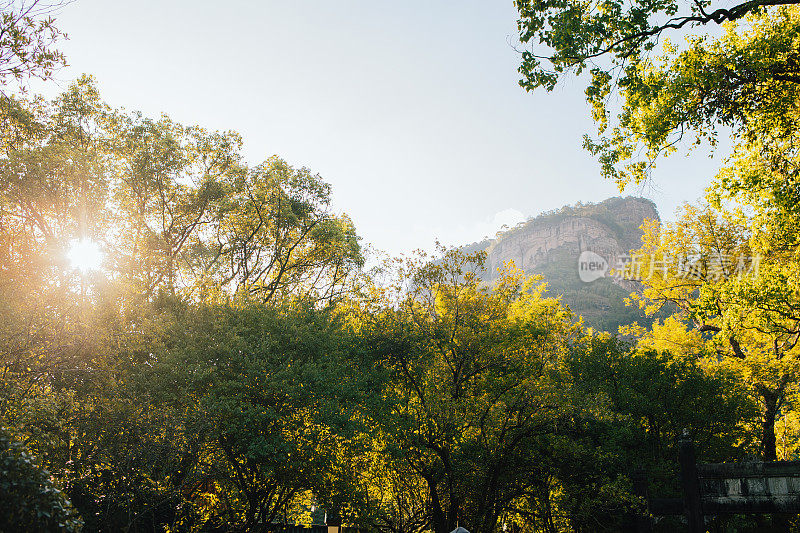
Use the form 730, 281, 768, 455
67, 239, 104, 273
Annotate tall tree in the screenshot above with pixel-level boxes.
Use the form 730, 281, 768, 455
351, 248, 578, 533
106, 109, 240, 295
198, 156, 363, 305
628, 204, 800, 460
0, 76, 366, 531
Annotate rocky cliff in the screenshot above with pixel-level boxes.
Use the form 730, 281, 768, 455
472, 196, 658, 278
464, 196, 661, 331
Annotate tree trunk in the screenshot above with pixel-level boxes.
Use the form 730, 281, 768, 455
429, 480, 447, 533
761, 389, 779, 462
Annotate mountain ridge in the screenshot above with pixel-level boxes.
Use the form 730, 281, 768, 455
464, 196, 660, 331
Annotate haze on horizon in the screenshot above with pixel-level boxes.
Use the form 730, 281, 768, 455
41, 0, 726, 256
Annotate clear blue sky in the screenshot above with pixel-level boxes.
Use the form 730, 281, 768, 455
42, 0, 723, 256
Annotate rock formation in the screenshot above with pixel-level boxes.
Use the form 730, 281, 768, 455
463, 196, 661, 331
477, 196, 659, 279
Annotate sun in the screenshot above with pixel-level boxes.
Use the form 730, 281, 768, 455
67, 239, 104, 273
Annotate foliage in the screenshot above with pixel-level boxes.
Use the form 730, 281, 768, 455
557, 335, 754, 532
516, 0, 800, 467
517, 0, 800, 197
0, 426, 82, 532
135, 301, 362, 531
0, 2, 792, 529
517, 0, 800, 527
0, 77, 364, 531
0, 1, 67, 92
587, 8, 800, 188
343, 248, 579, 532
627, 204, 800, 460
339, 247, 752, 532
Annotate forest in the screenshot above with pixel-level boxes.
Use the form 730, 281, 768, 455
2, 0, 800, 532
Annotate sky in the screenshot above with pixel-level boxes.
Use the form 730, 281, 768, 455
40, 0, 726, 257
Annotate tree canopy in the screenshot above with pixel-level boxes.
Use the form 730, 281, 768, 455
517, 0, 800, 192
1, 1, 798, 531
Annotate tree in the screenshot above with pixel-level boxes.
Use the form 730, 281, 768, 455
517, 0, 800, 463
196, 156, 363, 305
0, 0, 67, 92
0, 76, 366, 531
516, 1, 800, 323
122, 301, 362, 532
558, 334, 754, 532
0, 75, 363, 303
627, 204, 800, 460
516, 0, 798, 93
0, 76, 111, 435
0, 426, 83, 532
516, 1, 800, 190
105, 108, 241, 295
350, 248, 579, 533
341, 247, 753, 532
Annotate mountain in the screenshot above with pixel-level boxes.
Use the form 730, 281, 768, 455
463, 196, 660, 332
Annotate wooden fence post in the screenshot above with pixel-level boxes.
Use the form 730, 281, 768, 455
326, 510, 341, 533
679, 430, 703, 533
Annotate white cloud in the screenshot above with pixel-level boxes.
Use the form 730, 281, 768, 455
485, 208, 526, 237
412, 207, 526, 253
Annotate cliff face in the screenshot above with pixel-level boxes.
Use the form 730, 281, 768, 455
464, 196, 661, 332
477, 196, 659, 280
